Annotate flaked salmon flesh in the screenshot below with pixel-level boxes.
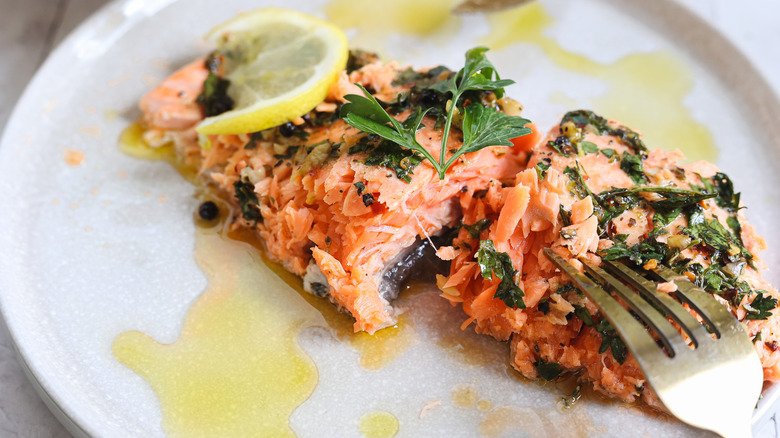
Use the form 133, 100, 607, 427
139, 54, 779, 408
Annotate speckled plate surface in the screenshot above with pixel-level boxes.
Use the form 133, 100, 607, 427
2, 0, 780, 437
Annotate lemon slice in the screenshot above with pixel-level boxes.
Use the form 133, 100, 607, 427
196, 8, 348, 135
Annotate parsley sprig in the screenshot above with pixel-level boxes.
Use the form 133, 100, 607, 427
340, 47, 532, 180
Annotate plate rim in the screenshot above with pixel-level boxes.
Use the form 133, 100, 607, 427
1, 0, 779, 436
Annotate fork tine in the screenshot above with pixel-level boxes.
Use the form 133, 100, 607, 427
582, 261, 689, 357
543, 249, 665, 364
650, 265, 739, 340
602, 260, 709, 347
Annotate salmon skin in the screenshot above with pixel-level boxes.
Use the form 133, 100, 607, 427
439, 109, 780, 406
138, 52, 533, 334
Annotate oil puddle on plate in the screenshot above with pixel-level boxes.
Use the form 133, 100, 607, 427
112, 221, 421, 437
480, 1, 716, 162
324, 0, 461, 53
112, 227, 324, 438
359, 411, 400, 438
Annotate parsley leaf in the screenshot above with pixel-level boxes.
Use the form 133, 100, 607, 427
744, 292, 778, 320
341, 48, 532, 180
455, 103, 532, 160
476, 239, 525, 309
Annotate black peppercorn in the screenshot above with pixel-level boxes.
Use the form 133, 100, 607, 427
278, 122, 296, 137
198, 201, 219, 221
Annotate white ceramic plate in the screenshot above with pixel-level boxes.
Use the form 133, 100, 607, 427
2, 0, 780, 437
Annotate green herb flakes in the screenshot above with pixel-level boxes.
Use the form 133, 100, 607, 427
233, 178, 261, 223
476, 239, 526, 309
534, 359, 562, 381
744, 292, 778, 320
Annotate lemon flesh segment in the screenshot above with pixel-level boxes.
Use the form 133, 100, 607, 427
196, 8, 348, 135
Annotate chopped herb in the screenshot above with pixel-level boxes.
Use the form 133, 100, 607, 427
476, 239, 526, 309
273, 146, 300, 160
392, 65, 451, 88
244, 132, 264, 149
535, 158, 551, 180
548, 136, 573, 156
354, 181, 366, 195
233, 178, 261, 223
598, 234, 670, 266
559, 205, 572, 227
620, 151, 648, 184
362, 193, 375, 207
325, 236, 332, 246
561, 109, 647, 154
563, 164, 596, 200
650, 207, 682, 237
600, 148, 616, 158
596, 318, 627, 364
197, 72, 234, 117
556, 283, 578, 296
753, 332, 763, 343
744, 292, 778, 320
683, 205, 744, 256
573, 305, 595, 327
580, 141, 599, 154
534, 359, 562, 381
346, 49, 380, 74
341, 47, 532, 180
706, 172, 741, 213
197, 53, 234, 117
349, 134, 424, 183
596, 186, 715, 235
463, 218, 492, 239
562, 382, 584, 408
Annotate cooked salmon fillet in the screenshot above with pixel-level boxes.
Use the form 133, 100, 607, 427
139, 53, 536, 334
438, 110, 780, 405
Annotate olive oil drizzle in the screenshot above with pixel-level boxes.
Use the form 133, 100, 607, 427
112, 228, 323, 438
324, 0, 461, 53
480, 2, 717, 162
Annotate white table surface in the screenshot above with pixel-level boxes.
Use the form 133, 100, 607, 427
0, 0, 779, 436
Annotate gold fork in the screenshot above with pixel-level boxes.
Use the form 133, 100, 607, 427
543, 248, 763, 438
